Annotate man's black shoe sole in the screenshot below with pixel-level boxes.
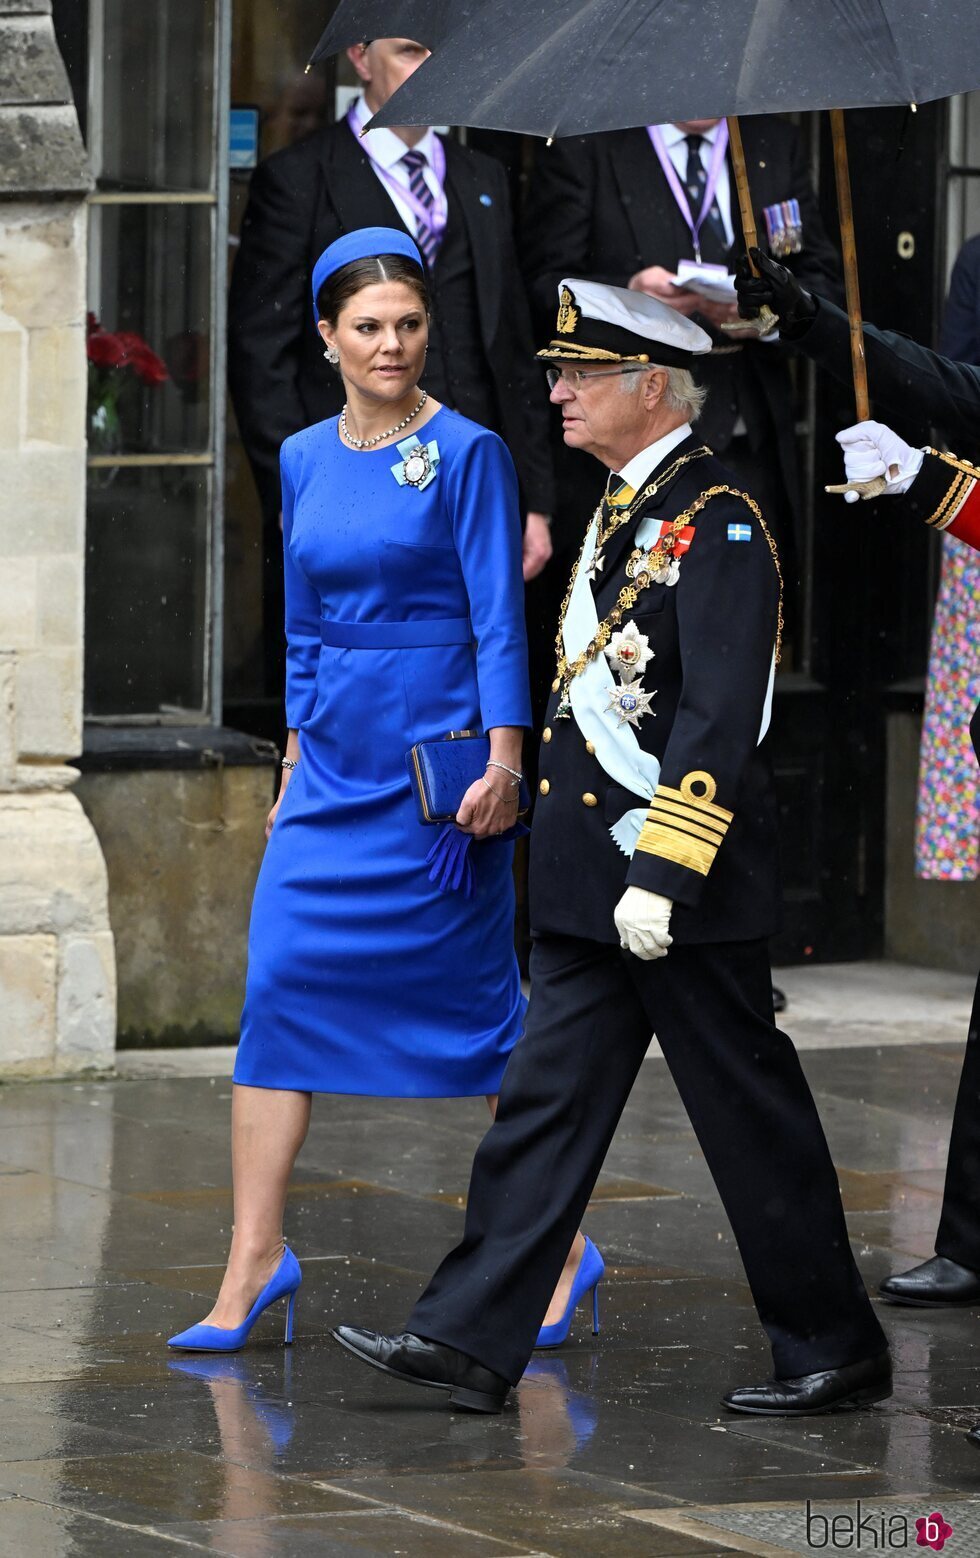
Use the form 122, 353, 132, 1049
329, 1329, 506, 1414
722, 1380, 891, 1416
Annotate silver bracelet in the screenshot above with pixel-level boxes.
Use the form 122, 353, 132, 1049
281, 758, 299, 771
480, 774, 507, 802
486, 759, 522, 787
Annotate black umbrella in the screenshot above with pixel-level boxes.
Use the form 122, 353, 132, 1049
367, 0, 979, 135
316, 1, 979, 432
307, 1, 470, 65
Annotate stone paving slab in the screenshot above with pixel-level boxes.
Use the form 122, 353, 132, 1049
2, 1034, 980, 1554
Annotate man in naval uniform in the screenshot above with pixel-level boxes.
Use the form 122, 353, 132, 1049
329, 281, 890, 1418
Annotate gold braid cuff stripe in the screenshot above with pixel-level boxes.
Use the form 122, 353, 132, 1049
634, 825, 718, 876
926, 469, 975, 531
646, 808, 728, 846
552, 449, 712, 700
653, 782, 733, 826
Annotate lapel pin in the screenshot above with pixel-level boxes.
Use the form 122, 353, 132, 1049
480, 193, 493, 206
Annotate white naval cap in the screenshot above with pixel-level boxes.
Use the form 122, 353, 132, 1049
536, 277, 713, 367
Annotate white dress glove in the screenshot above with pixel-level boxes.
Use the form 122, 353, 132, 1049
833, 420, 925, 502
613, 887, 673, 961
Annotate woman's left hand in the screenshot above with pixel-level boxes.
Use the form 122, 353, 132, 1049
456, 773, 519, 839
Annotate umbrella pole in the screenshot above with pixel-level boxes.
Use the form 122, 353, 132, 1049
823, 109, 888, 500
829, 109, 870, 419
725, 116, 777, 335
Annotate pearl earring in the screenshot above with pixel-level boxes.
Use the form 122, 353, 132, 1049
324, 344, 340, 365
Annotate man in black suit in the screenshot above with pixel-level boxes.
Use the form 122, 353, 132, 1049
228, 37, 554, 695
738, 251, 980, 1317
522, 116, 840, 578
329, 279, 890, 1418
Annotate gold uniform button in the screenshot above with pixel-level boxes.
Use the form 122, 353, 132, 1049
539, 778, 550, 796
582, 792, 598, 807
542, 727, 552, 743
585, 741, 595, 755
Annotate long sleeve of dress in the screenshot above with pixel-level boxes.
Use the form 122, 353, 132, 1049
445, 431, 532, 731
281, 443, 322, 729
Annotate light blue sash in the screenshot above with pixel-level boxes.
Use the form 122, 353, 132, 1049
563, 515, 776, 857
564, 515, 661, 857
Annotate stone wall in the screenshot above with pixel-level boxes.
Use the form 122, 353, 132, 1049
0, 0, 116, 1076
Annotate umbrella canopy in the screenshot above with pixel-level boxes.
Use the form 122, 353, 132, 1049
366, 0, 980, 136
308, 1, 473, 65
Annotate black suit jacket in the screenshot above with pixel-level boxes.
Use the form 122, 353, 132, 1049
522, 118, 841, 513
531, 436, 782, 945
228, 117, 553, 518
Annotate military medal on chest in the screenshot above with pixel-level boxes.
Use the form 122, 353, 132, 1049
604, 622, 656, 727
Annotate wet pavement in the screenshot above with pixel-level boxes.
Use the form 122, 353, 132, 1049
2, 1017, 980, 1554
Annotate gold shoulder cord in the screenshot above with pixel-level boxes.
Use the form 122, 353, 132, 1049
552, 479, 784, 712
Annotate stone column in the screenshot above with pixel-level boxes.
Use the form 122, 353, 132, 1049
0, 0, 116, 1075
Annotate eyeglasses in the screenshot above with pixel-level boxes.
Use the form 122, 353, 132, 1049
545, 364, 651, 391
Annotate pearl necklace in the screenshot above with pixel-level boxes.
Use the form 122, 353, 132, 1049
340, 391, 427, 450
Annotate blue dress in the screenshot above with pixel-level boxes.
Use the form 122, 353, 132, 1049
234, 407, 532, 1097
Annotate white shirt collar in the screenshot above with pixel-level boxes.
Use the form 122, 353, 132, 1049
351, 94, 438, 171
656, 121, 721, 150
615, 422, 692, 492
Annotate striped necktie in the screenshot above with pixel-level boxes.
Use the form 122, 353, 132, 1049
401, 148, 441, 267
684, 134, 728, 260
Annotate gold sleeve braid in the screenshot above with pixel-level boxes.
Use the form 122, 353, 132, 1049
634, 773, 733, 876
924, 449, 979, 531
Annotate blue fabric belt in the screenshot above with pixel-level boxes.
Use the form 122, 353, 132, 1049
319, 616, 473, 649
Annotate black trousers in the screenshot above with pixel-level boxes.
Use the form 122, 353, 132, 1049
408, 934, 886, 1386
935, 968, 980, 1270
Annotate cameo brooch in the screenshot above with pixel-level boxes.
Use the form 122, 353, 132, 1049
392, 433, 440, 492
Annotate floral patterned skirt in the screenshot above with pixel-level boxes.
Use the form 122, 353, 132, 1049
915, 534, 980, 880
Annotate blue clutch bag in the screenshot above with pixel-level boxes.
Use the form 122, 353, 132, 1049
407, 730, 530, 825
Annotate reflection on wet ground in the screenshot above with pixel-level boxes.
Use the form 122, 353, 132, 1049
1, 1043, 979, 1554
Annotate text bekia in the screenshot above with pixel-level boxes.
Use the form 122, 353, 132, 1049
805, 1501, 954, 1550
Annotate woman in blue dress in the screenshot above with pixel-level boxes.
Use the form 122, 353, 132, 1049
169, 228, 594, 1353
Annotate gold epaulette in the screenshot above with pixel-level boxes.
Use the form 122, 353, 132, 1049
634, 772, 733, 877
925, 449, 980, 531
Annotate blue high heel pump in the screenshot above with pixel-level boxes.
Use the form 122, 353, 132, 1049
167, 1245, 301, 1352
535, 1236, 604, 1349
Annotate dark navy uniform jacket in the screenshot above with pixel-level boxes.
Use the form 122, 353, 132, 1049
530, 433, 783, 947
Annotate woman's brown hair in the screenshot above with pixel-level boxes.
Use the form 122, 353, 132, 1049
316, 254, 430, 323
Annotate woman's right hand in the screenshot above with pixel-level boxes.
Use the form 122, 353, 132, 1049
266, 770, 292, 839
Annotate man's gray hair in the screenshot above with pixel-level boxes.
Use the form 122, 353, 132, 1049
621, 363, 707, 422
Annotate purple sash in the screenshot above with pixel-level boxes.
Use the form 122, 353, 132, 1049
647, 123, 729, 263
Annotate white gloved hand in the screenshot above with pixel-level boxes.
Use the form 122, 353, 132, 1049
614, 887, 673, 961
833, 420, 925, 503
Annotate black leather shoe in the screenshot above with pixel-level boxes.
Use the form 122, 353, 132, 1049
879, 1255, 980, 1307
330, 1326, 509, 1413
722, 1352, 892, 1416
772, 985, 787, 1014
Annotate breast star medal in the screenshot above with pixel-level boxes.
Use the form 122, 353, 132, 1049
606, 679, 656, 727
604, 621, 656, 726
604, 622, 654, 681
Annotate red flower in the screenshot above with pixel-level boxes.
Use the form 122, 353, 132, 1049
87, 317, 169, 385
